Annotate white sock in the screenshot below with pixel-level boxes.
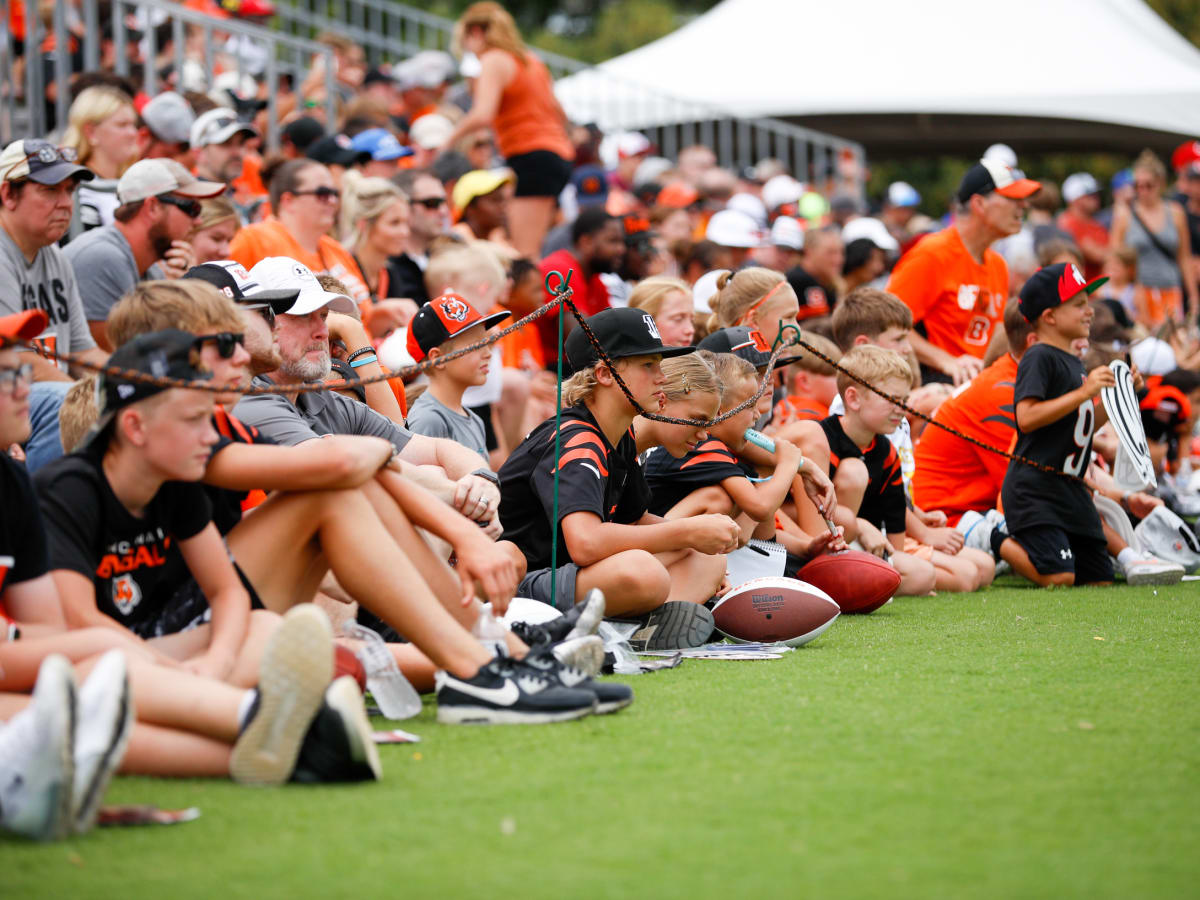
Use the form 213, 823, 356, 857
236, 690, 257, 730
1117, 547, 1138, 572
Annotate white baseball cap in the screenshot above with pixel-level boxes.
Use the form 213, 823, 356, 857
1062, 172, 1101, 204
692, 268, 728, 313
248, 257, 357, 316
408, 114, 455, 151
191, 107, 258, 149
841, 216, 899, 253
983, 142, 1018, 169
116, 158, 225, 204
1130, 337, 1177, 377
727, 193, 768, 229
886, 181, 921, 208
761, 175, 804, 211
770, 216, 804, 251
705, 209, 765, 248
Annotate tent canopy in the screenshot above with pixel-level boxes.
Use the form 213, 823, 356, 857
556, 0, 1200, 156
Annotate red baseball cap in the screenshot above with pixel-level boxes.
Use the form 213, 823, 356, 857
406, 293, 510, 363
0, 309, 48, 342
1171, 140, 1200, 173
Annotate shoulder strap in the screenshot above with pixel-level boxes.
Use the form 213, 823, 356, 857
1128, 204, 1177, 264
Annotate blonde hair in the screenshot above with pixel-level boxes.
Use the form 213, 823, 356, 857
1132, 148, 1167, 184
629, 276, 691, 319
454, 2, 528, 62
62, 86, 135, 171
703, 350, 757, 406
425, 243, 507, 300
706, 267, 792, 333
836, 345, 913, 399
789, 332, 841, 376
58, 375, 99, 453
659, 352, 719, 404
107, 280, 243, 348
830, 287, 913, 351
338, 170, 405, 249
189, 196, 240, 238
561, 364, 600, 406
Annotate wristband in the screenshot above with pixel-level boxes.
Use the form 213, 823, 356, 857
471, 467, 500, 487
347, 346, 376, 363
349, 354, 378, 369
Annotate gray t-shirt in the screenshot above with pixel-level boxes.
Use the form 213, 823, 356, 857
407, 390, 488, 461
0, 225, 96, 367
232, 375, 413, 452
63, 225, 143, 323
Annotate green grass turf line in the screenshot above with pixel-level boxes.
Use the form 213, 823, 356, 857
3, 583, 1198, 898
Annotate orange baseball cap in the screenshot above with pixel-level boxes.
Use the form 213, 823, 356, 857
657, 181, 700, 209
0, 309, 48, 342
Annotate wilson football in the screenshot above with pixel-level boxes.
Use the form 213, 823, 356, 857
712, 576, 839, 647
799, 550, 900, 614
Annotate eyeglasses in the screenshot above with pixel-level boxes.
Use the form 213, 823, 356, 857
412, 196, 447, 209
195, 332, 245, 358
290, 186, 340, 202
157, 194, 203, 218
0, 362, 33, 396
254, 306, 276, 328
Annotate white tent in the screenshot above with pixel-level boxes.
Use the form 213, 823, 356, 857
555, 0, 1200, 153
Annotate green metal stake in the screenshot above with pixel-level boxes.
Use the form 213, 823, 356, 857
545, 269, 573, 612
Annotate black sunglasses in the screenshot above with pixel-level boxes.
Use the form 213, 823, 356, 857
195, 332, 245, 358
412, 196, 447, 209
157, 194, 202, 218
291, 186, 340, 201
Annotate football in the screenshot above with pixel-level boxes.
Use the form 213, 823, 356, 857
334, 643, 367, 691
712, 576, 839, 647
799, 550, 900, 614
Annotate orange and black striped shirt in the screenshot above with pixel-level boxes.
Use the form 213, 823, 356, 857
820, 414, 906, 534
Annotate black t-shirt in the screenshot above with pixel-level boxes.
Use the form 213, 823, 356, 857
208, 406, 276, 536
1000, 343, 1101, 537
34, 449, 213, 630
820, 415, 906, 534
642, 437, 755, 517
785, 265, 834, 317
385, 253, 430, 307
498, 404, 651, 570
0, 455, 49, 615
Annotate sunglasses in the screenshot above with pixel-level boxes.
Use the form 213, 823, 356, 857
412, 196, 447, 209
291, 186, 340, 202
0, 362, 33, 396
2, 141, 78, 180
157, 194, 203, 218
195, 332, 245, 358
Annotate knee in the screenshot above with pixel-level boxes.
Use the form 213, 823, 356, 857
613, 550, 670, 603
692, 486, 734, 516
835, 458, 869, 493
1041, 572, 1075, 588
905, 560, 936, 595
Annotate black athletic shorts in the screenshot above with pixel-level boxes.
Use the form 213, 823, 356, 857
132, 564, 265, 639
506, 149, 573, 198
1009, 526, 1114, 584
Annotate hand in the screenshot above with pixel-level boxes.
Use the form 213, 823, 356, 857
1125, 492, 1162, 519
454, 532, 518, 614
159, 240, 195, 279
1129, 363, 1145, 392
856, 521, 889, 558
916, 507, 947, 528
452, 473, 500, 522
804, 526, 847, 559
1083, 365, 1117, 398
687, 514, 741, 555
182, 649, 235, 681
326, 311, 370, 350
924, 526, 964, 555
944, 354, 983, 386
7, 442, 25, 462
798, 459, 836, 518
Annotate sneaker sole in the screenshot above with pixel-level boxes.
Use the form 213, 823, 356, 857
628, 602, 715, 651
232, 606, 333, 786
436, 703, 595, 725
553, 636, 605, 678
73, 655, 133, 835
1127, 569, 1185, 586
27, 656, 76, 841
565, 590, 606, 641
595, 695, 634, 715
323, 676, 382, 781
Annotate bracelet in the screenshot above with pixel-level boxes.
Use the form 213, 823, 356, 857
471, 467, 500, 487
346, 346, 375, 363
349, 354, 378, 369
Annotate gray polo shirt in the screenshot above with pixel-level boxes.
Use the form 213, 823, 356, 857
0, 225, 96, 367
232, 375, 413, 452
406, 391, 488, 461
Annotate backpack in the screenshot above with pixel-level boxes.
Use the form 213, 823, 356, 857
1133, 506, 1200, 573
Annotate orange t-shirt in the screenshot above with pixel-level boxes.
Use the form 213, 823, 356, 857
489, 50, 574, 161
887, 226, 1009, 360
911, 353, 1018, 524
491, 303, 544, 371
229, 220, 371, 308
773, 394, 828, 422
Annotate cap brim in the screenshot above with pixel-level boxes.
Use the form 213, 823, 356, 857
209, 124, 259, 146
0, 309, 49, 341
239, 287, 301, 314
174, 179, 228, 199
27, 161, 94, 184
284, 290, 357, 316
611, 343, 694, 361
1081, 275, 1110, 296
996, 178, 1041, 199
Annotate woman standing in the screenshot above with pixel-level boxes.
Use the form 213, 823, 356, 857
445, 2, 575, 259
1111, 150, 1198, 329
61, 86, 140, 238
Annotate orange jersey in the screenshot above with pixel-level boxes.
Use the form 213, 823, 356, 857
773, 393, 828, 422
887, 226, 1008, 360
229, 220, 371, 308
911, 353, 1018, 523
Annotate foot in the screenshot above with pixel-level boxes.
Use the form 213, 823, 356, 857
625, 601, 715, 651
522, 644, 633, 715
0, 655, 75, 841
72, 650, 133, 835
435, 656, 596, 725
1123, 552, 1185, 586
290, 677, 382, 783
231, 605, 334, 786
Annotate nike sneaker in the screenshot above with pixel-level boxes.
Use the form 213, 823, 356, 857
520, 645, 633, 715
435, 656, 596, 725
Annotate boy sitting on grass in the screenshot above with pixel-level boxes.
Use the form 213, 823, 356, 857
998, 263, 1120, 587
404, 293, 510, 463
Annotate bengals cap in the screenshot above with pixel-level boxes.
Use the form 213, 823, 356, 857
563, 306, 694, 374
1018, 262, 1109, 323
406, 293, 510, 362
697, 326, 804, 369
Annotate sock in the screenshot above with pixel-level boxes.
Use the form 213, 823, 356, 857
989, 526, 1009, 560
1117, 547, 1138, 572
237, 690, 257, 731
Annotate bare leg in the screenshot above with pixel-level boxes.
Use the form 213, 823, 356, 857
831, 458, 869, 541
575, 549, 671, 617
929, 549, 980, 593
960, 547, 996, 588
0, 629, 159, 692
121, 723, 231, 777
508, 196, 557, 259
147, 609, 282, 688
658, 548, 726, 604
890, 551, 937, 596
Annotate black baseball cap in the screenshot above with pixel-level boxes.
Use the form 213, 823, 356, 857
957, 158, 1040, 205
305, 134, 370, 167
0, 138, 94, 185
87, 330, 210, 447
281, 116, 325, 153
406, 293, 510, 363
1018, 262, 1108, 323
564, 307, 694, 374
183, 261, 299, 313
698, 326, 803, 369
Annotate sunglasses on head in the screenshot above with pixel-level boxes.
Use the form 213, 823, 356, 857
195, 332, 245, 358
157, 193, 202, 218
412, 196, 447, 209
291, 186, 340, 201
2, 141, 78, 180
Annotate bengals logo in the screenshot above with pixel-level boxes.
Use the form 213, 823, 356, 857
112, 573, 142, 616
440, 298, 469, 322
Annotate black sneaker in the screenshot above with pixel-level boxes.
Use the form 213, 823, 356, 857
290, 677, 382, 784
624, 601, 715, 651
510, 589, 607, 648
435, 657, 596, 725
521, 646, 634, 715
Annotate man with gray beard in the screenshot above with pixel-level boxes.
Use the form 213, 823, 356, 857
232, 257, 501, 528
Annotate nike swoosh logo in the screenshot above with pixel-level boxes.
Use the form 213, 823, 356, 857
445, 677, 519, 706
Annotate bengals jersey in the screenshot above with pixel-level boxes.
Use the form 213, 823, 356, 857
642, 437, 756, 516
912, 353, 1018, 524
498, 404, 650, 570
887, 226, 1008, 360
820, 415, 906, 534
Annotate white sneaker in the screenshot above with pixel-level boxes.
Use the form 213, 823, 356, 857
0, 655, 76, 841
958, 509, 1006, 555
72, 650, 134, 835
1123, 553, 1185, 586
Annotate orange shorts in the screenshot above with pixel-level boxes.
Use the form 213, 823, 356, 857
1134, 285, 1183, 329
902, 536, 934, 561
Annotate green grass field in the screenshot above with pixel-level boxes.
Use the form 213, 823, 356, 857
4, 579, 1199, 899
